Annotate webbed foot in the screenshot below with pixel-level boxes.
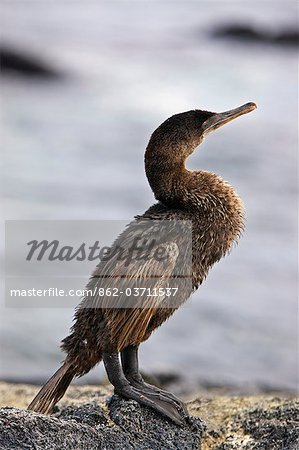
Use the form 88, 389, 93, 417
103, 350, 187, 426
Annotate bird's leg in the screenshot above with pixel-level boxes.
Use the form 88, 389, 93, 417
120, 345, 188, 416
120, 345, 144, 384
103, 350, 185, 425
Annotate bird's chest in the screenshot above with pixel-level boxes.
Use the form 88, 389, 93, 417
191, 210, 243, 287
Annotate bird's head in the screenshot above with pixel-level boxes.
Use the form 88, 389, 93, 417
145, 102, 257, 169
145, 102, 257, 202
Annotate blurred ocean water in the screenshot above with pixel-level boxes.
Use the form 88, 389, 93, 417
0, 1, 297, 391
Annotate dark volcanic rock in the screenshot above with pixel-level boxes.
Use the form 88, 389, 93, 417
213, 24, 299, 47
0, 45, 61, 78
190, 396, 299, 450
0, 383, 298, 449
108, 395, 204, 449
241, 403, 299, 450
54, 402, 108, 427
0, 396, 205, 450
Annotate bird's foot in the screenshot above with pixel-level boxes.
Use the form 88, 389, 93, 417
104, 349, 187, 425
126, 375, 188, 416
115, 382, 187, 426
145, 383, 189, 417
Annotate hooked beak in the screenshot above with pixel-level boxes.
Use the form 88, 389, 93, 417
202, 102, 257, 134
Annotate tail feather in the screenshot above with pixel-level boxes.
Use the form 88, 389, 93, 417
27, 361, 75, 414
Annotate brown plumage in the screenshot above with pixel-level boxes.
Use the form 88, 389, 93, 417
28, 102, 256, 424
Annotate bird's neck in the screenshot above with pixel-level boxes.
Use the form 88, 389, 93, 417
145, 157, 185, 205
145, 160, 210, 206
146, 158, 243, 217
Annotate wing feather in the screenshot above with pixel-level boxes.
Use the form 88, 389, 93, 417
78, 218, 191, 351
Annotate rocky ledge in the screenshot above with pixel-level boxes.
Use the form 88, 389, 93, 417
0, 382, 298, 450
